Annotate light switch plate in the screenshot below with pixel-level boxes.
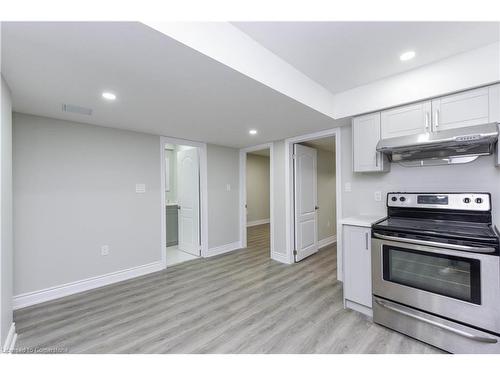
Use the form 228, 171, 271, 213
226, 184, 231, 192
101, 245, 110, 256
135, 183, 146, 193
344, 182, 352, 192
374, 191, 382, 201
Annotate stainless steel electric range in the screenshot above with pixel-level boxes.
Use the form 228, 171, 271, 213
371, 192, 500, 354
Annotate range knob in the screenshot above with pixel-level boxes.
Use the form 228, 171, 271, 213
399, 197, 406, 202
391, 197, 397, 202
475, 198, 483, 204
463, 198, 471, 203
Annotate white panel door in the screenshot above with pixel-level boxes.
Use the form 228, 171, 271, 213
381, 101, 431, 139
343, 225, 372, 308
294, 144, 318, 262
431, 87, 490, 132
177, 147, 200, 256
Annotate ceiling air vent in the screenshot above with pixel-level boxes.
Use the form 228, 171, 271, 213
62, 104, 92, 116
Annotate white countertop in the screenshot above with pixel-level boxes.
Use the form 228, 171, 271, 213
340, 214, 386, 227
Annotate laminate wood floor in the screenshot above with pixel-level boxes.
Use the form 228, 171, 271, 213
13, 224, 442, 354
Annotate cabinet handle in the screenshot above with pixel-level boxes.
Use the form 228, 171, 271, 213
365, 232, 369, 250
375, 153, 378, 167
425, 112, 430, 131
434, 109, 440, 129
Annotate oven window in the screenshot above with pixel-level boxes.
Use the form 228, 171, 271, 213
383, 246, 481, 304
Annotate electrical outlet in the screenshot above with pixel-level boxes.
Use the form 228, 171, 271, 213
344, 182, 352, 192
101, 245, 110, 256
374, 191, 382, 202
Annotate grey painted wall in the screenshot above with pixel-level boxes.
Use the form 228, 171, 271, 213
13, 113, 162, 295
272, 140, 287, 255
207, 144, 240, 248
246, 154, 270, 223
1, 76, 13, 347
316, 148, 336, 241
340, 124, 500, 226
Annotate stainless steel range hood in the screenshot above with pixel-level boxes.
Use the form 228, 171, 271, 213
376, 123, 499, 167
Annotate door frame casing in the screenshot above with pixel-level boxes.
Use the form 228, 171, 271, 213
160, 136, 209, 268
239, 143, 274, 256
284, 128, 343, 279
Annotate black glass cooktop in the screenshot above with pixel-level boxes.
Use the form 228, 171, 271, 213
373, 217, 498, 242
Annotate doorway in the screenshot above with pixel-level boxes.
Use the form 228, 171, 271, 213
160, 137, 208, 268
239, 143, 274, 257
285, 129, 341, 275
294, 137, 337, 261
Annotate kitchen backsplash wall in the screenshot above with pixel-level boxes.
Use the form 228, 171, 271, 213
340, 125, 500, 226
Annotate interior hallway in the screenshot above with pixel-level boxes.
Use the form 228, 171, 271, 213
166, 245, 198, 267
13, 224, 442, 353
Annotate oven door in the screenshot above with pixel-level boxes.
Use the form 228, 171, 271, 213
372, 235, 500, 334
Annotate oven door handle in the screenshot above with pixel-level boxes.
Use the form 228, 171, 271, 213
373, 233, 496, 254
374, 298, 498, 344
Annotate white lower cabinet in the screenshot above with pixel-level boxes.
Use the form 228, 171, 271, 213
343, 224, 372, 316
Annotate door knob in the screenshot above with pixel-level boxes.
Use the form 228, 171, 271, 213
315, 206, 319, 210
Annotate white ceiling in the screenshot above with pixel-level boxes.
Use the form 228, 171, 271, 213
3, 22, 499, 149
1, 22, 343, 148
233, 22, 500, 94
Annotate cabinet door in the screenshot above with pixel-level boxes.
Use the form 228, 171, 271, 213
489, 84, 500, 123
353, 113, 386, 172
343, 225, 372, 308
381, 101, 431, 139
431, 87, 490, 132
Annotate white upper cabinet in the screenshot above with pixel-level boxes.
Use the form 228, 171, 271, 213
381, 101, 431, 139
352, 84, 500, 172
431, 86, 490, 132
352, 113, 388, 172
489, 84, 500, 123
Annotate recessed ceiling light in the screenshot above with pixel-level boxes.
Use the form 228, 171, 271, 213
102, 92, 116, 101
249, 129, 258, 135
400, 51, 416, 61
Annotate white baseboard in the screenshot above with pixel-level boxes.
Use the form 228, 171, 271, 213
246, 218, 270, 227
206, 241, 242, 257
271, 251, 292, 264
318, 235, 337, 249
345, 299, 373, 318
2, 323, 17, 353
13, 261, 164, 310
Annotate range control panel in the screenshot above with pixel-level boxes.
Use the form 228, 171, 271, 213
387, 193, 491, 211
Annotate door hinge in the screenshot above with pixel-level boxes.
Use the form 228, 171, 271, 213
293, 250, 298, 255
292, 154, 296, 159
